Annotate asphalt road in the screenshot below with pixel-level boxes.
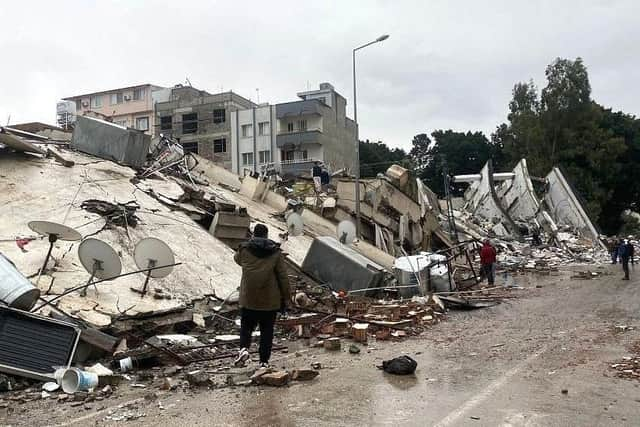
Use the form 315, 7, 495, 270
5, 264, 640, 427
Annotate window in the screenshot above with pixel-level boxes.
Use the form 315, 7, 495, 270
160, 116, 172, 130
259, 150, 271, 164
242, 152, 254, 166
135, 116, 149, 131
287, 122, 294, 132
110, 93, 123, 105
213, 109, 225, 124
182, 113, 198, 134
213, 138, 227, 153
182, 142, 198, 154
90, 95, 102, 108
75, 100, 82, 111
133, 88, 146, 101
281, 150, 294, 162
241, 124, 253, 138
302, 150, 308, 160
297, 119, 307, 131
258, 121, 270, 136
114, 120, 127, 127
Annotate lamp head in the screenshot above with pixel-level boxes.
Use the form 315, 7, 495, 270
376, 34, 390, 42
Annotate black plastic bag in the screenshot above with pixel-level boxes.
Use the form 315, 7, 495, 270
379, 355, 417, 375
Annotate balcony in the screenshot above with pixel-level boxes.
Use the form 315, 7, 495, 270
279, 158, 319, 176
276, 100, 323, 119
276, 129, 321, 148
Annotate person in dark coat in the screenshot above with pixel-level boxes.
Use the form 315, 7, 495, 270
620, 239, 634, 280
479, 239, 497, 286
233, 224, 290, 367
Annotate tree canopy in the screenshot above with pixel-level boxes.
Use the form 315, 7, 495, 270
361, 57, 639, 234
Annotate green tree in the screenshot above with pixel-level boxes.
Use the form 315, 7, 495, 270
410, 130, 497, 196
359, 139, 410, 177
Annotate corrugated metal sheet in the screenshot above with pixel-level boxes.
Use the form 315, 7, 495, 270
0, 307, 80, 380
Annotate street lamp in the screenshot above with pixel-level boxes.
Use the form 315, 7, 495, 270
353, 34, 390, 239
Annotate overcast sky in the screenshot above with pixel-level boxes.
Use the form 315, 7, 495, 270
1, 1, 639, 150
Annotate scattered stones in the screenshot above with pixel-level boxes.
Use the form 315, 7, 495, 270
185, 370, 209, 387
349, 344, 361, 354
291, 369, 319, 381
160, 377, 178, 391
324, 337, 341, 351
311, 362, 322, 370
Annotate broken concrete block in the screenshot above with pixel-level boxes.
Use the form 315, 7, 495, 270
348, 344, 361, 354
352, 323, 369, 343
291, 369, 319, 381
259, 371, 290, 387
160, 377, 178, 391
323, 337, 341, 351
250, 367, 272, 383
185, 370, 209, 387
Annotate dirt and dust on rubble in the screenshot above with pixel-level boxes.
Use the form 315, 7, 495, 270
0, 119, 636, 421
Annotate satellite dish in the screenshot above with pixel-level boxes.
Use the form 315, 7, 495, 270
133, 237, 175, 296
28, 221, 82, 290
28, 221, 82, 242
78, 238, 122, 297
337, 220, 357, 245
286, 213, 304, 237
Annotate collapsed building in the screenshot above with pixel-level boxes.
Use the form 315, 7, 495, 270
0, 119, 609, 392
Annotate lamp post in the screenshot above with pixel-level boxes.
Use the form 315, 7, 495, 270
353, 34, 389, 239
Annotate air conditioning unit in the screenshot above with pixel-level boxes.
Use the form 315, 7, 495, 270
81, 101, 89, 107
124, 95, 131, 101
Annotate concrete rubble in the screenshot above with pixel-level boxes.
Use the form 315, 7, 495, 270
0, 118, 621, 411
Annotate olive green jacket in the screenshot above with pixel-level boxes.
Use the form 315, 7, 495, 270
234, 238, 290, 311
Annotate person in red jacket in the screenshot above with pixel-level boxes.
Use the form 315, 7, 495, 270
479, 239, 497, 286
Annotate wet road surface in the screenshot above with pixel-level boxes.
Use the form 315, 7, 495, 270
5, 265, 640, 426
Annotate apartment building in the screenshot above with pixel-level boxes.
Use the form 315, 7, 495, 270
230, 83, 357, 176
63, 84, 164, 133
153, 85, 256, 169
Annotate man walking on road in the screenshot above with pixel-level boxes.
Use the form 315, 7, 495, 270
480, 239, 497, 286
620, 238, 634, 280
234, 224, 290, 368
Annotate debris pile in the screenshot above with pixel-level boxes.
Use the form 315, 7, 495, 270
610, 341, 640, 381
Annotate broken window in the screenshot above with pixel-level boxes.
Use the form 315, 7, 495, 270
287, 122, 294, 132
135, 116, 149, 131
242, 152, 254, 166
213, 109, 226, 124
182, 113, 198, 134
182, 142, 198, 154
90, 95, 102, 108
258, 121, 270, 136
160, 116, 172, 130
259, 150, 271, 164
297, 119, 307, 131
213, 138, 227, 153
110, 93, 123, 105
133, 88, 146, 101
241, 124, 252, 138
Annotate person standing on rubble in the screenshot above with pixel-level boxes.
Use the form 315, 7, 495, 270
312, 161, 322, 192
234, 224, 291, 368
480, 239, 497, 286
619, 238, 633, 280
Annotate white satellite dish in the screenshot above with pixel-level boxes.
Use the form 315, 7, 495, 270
77, 238, 122, 296
286, 213, 304, 237
336, 220, 357, 245
133, 237, 175, 296
28, 221, 82, 289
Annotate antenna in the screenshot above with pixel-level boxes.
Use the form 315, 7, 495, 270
336, 220, 357, 245
133, 237, 175, 296
256, 88, 260, 104
28, 221, 82, 290
77, 238, 122, 297
185, 77, 192, 87
286, 213, 304, 237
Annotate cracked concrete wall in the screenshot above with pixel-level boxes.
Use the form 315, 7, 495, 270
544, 167, 604, 248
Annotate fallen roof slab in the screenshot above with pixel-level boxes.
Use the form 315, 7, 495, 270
0, 150, 241, 328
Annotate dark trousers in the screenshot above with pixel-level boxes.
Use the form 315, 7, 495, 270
622, 257, 630, 279
239, 308, 278, 363
481, 263, 495, 285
